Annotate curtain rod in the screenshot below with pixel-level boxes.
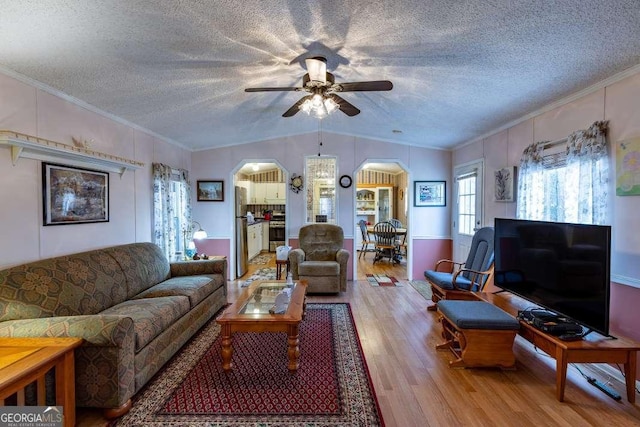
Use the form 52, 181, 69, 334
542, 137, 567, 150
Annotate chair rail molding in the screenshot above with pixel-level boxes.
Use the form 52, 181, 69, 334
0, 130, 144, 176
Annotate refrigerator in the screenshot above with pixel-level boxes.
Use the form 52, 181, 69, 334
235, 186, 249, 277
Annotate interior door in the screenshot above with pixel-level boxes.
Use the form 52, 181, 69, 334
452, 160, 484, 262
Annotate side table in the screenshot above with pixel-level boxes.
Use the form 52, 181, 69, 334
0, 337, 83, 427
275, 259, 290, 279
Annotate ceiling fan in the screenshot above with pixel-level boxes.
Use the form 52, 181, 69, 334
244, 56, 393, 118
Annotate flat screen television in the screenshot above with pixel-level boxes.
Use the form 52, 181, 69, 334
493, 218, 612, 337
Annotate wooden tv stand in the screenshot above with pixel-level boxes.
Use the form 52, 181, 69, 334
475, 291, 640, 402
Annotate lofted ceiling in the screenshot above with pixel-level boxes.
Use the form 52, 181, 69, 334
1, 1, 639, 151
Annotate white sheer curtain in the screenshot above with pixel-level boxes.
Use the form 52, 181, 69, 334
516, 121, 609, 225
152, 163, 192, 261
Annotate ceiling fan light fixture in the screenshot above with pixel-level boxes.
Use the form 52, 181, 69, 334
324, 97, 339, 114
300, 99, 313, 114
311, 94, 324, 108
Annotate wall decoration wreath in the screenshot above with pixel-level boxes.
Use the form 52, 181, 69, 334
290, 173, 304, 193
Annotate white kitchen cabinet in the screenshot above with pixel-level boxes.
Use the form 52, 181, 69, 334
248, 222, 263, 260
262, 221, 270, 250
249, 182, 286, 203
265, 183, 286, 202
251, 183, 264, 203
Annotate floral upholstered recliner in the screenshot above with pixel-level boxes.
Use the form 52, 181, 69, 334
0, 242, 227, 418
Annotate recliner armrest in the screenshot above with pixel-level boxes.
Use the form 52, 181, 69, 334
289, 248, 306, 279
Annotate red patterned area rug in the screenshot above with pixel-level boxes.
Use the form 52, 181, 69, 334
112, 303, 384, 426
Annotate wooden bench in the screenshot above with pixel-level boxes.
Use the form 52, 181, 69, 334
436, 300, 520, 369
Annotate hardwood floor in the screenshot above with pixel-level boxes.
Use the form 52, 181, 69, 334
77, 252, 640, 426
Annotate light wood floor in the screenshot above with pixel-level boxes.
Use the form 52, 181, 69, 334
77, 251, 640, 426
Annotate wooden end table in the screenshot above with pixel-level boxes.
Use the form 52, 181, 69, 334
217, 279, 307, 371
275, 259, 290, 279
0, 337, 83, 427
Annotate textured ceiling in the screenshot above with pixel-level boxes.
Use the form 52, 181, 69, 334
1, 1, 639, 151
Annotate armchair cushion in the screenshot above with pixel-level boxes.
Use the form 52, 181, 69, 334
298, 261, 340, 276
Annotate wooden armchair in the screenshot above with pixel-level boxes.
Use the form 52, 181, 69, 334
425, 227, 494, 311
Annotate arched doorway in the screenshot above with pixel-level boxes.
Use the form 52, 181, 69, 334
353, 161, 410, 281
233, 161, 287, 279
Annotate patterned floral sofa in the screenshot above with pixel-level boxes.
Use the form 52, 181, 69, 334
0, 242, 227, 418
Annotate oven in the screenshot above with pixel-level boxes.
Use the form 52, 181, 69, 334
268, 212, 286, 252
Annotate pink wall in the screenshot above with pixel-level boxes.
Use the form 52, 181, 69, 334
411, 239, 452, 279
190, 132, 452, 280
0, 71, 192, 268
453, 69, 640, 377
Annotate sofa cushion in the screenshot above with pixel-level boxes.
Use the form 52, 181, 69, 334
298, 261, 340, 276
0, 251, 128, 321
101, 296, 190, 352
103, 243, 171, 299
132, 275, 218, 308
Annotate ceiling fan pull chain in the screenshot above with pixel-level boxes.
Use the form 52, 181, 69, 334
318, 120, 323, 156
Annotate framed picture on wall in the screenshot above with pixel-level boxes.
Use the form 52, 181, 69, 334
494, 166, 516, 202
42, 162, 109, 225
197, 180, 224, 201
414, 180, 446, 207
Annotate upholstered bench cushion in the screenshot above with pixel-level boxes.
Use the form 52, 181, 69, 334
438, 300, 519, 330
424, 270, 476, 291
298, 261, 340, 276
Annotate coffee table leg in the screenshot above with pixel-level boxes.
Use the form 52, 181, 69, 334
220, 325, 233, 371
288, 324, 300, 371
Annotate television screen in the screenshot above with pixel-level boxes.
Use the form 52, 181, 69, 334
494, 218, 611, 336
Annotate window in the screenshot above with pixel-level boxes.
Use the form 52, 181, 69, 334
517, 121, 609, 225
305, 156, 337, 223
457, 173, 477, 235
153, 163, 191, 261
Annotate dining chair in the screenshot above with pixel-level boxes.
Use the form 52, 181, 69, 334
373, 221, 399, 264
358, 220, 375, 259
388, 218, 402, 228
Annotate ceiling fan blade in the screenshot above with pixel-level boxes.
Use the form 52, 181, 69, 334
328, 94, 360, 117
245, 87, 303, 92
333, 80, 393, 92
305, 57, 327, 83
282, 95, 313, 117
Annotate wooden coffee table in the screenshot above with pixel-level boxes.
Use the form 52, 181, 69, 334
0, 337, 83, 427
217, 279, 307, 371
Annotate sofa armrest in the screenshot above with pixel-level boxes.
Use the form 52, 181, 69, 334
170, 258, 227, 278
0, 314, 134, 347
289, 248, 306, 280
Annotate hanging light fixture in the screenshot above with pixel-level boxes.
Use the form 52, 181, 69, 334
299, 91, 339, 119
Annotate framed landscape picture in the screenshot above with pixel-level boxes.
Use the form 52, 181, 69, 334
414, 180, 446, 207
197, 180, 224, 201
42, 162, 109, 225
